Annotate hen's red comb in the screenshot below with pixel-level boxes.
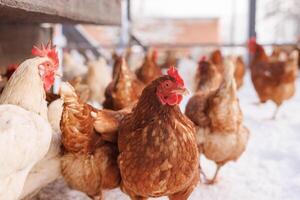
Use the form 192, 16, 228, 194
248, 37, 256, 45
199, 55, 207, 62
31, 41, 59, 69
167, 66, 184, 86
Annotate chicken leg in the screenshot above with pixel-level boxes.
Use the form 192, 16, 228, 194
199, 163, 208, 181
271, 105, 280, 120
205, 163, 223, 185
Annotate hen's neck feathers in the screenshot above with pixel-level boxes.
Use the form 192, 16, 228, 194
0, 57, 48, 119
254, 44, 269, 62
131, 76, 184, 128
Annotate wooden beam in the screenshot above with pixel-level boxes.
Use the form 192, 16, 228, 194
0, 0, 121, 25
0, 24, 52, 67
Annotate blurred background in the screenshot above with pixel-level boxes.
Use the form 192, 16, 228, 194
1, 1, 300, 200
0, 0, 299, 69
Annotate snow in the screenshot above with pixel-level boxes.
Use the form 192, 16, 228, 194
33, 58, 300, 200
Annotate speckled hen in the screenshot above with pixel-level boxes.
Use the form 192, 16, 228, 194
118, 67, 200, 200
103, 57, 144, 111
186, 59, 249, 184
60, 82, 128, 200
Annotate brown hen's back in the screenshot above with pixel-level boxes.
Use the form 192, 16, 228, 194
112, 53, 123, 79
195, 60, 222, 93
251, 60, 298, 105
210, 49, 224, 73
118, 76, 199, 199
189, 60, 249, 183
60, 82, 120, 199
136, 50, 162, 85
103, 58, 144, 110
185, 92, 212, 128
250, 41, 298, 105
60, 84, 99, 154
234, 56, 246, 89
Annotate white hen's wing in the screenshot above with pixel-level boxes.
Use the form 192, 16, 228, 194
0, 105, 52, 200
20, 98, 64, 199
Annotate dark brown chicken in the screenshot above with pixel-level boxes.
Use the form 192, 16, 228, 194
118, 67, 199, 200
249, 38, 298, 118
60, 82, 127, 200
103, 57, 144, 110
136, 49, 162, 85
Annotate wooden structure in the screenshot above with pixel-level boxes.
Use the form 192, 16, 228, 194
0, 0, 121, 66
0, 0, 121, 25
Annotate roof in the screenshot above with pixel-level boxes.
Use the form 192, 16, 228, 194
132, 18, 220, 46
77, 18, 220, 48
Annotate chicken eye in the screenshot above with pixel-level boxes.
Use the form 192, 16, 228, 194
164, 81, 172, 88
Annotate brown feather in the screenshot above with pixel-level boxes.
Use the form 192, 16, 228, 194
60, 82, 122, 199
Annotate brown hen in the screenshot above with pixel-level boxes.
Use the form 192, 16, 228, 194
186, 59, 249, 184
118, 67, 199, 200
60, 82, 126, 200
194, 56, 223, 93
233, 56, 246, 89
249, 39, 298, 118
103, 57, 144, 110
210, 50, 246, 89
136, 49, 162, 85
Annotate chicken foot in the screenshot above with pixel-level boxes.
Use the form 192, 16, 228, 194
89, 193, 103, 200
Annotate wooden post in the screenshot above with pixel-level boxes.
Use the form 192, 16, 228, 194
248, 0, 257, 39
248, 0, 257, 65
118, 0, 130, 52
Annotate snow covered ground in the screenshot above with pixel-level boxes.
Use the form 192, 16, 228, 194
33, 59, 300, 200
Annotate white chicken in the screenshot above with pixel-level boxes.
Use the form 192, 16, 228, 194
20, 98, 64, 199
86, 57, 112, 106
0, 43, 59, 200
0, 105, 52, 200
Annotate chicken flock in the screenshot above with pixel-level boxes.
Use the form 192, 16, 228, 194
0, 38, 298, 200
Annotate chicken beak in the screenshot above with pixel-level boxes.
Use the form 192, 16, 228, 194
173, 87, 190, 96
